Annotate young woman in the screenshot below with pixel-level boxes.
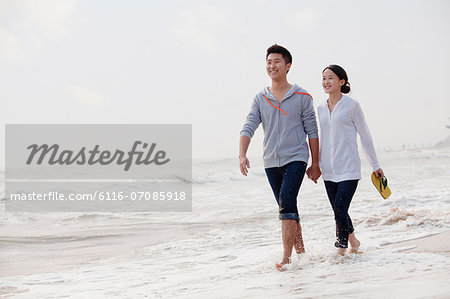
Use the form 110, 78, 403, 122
315, 65, 384, 255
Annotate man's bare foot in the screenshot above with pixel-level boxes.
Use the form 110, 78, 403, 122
275, 257, 290, 271
275, 263, 287, 271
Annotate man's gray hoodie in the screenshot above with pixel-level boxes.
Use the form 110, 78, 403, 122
240, 84, 318, 168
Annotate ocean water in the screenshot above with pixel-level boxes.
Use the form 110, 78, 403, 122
1, 146, 450, 298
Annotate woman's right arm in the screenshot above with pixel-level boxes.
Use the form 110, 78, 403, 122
353, 102, 381, 172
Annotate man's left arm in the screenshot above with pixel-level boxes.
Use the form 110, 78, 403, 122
307, 138, 321, 183
301, 95, 321, 183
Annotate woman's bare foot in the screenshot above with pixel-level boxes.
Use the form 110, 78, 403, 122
294, 222, 305, 254
337, 247, 346, 256
348, 233, 361, 254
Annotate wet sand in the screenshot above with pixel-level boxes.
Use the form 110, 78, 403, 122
382, 230, 450, 256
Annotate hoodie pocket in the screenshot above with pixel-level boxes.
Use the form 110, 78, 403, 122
280, 129, 298, 151
295, 128, 301, 144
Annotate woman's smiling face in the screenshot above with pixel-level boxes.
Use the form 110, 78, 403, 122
322, 68, 345, 94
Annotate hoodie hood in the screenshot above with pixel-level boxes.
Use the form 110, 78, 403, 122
263, 84, 307, 101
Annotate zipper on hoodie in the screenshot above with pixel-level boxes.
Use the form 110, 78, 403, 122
268, 88, 295, 167
276, 100, 281, 167
270, 92, 281, 167
275, 89, 293, 167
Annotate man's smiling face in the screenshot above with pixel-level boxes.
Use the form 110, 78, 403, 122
266, 53, 290, 80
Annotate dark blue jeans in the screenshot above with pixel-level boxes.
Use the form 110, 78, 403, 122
324, 180, 359, 248
265, 161, 307, 222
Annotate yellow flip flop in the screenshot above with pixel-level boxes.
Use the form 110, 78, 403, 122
371, 172, 391, 199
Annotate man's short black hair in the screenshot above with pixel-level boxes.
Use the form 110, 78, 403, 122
266, 44, 292, 65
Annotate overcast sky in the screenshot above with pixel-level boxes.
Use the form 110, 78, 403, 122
1, 0, 449, 166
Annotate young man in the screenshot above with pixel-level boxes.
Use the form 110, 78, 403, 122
239, 44, 321, 271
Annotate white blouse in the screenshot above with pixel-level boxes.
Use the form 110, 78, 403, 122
317, 95, 380, 182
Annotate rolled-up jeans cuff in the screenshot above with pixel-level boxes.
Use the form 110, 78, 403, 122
335, 241, 348, 248
279, 213, 300, 222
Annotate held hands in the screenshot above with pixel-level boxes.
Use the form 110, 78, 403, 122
306, 164, 321, 183
239, 156, 250, 176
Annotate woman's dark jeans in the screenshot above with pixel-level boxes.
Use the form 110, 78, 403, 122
324, 180, 359, 248
265, 161, 307, 222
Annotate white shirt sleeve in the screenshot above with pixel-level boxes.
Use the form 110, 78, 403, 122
352, 102, 380, 171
